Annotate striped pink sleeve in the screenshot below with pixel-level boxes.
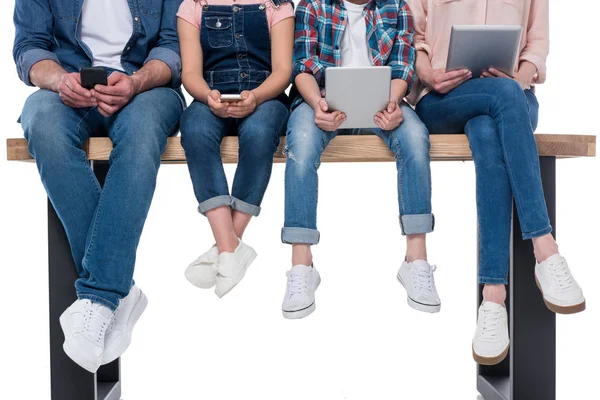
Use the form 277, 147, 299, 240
177, 0, 201, 29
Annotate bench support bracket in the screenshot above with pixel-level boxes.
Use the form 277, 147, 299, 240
477, 156, 557, 400
48, 161, 121, 400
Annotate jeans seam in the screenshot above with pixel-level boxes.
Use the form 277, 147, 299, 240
82, 165, 110, 268
392, 131, 406, 214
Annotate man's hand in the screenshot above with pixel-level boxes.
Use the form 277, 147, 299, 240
57, 72, 96, 108
423, 68, 472, 94
481, 68, 532, 90
91, 72, 137, 117
207, 90, 229, 118
375, 101, 403, 131
313, 99, 346, 132
227, 91, 257, 119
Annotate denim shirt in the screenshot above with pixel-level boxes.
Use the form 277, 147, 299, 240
13, 0, 183, 88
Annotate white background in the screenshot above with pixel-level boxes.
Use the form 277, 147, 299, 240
0, 1, 598, 399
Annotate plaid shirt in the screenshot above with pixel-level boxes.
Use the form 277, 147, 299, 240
291, 0, 416, 108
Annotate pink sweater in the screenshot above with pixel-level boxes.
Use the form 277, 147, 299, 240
406, 0, 549, 105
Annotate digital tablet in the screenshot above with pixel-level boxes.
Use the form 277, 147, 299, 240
446, 25, 523, 77
325, 66, 391, 129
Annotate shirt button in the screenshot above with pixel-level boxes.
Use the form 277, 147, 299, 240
126, 46, 131, 51
235, 33, 242, 39
335, 46, 340, 50
240, 72, 247, 78
233, 6, 239, 12
134, 17, 139, 22
238, 54, 245, 59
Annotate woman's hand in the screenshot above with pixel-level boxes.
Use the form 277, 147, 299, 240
422, 68, 472, 94
207, 90, 229, 118
481, 68, 532, 90
374, 102, 403, 131
227, 91, 257, 119
313, 98, 346, 132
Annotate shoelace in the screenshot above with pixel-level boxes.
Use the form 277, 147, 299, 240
480, 308, 501, 341
82, 301, 111, 345
287, 272, 309, 298
547, 258, 576, 292
412, 264, 437, 293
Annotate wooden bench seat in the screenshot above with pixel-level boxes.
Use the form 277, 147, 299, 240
6, 134, 596, 163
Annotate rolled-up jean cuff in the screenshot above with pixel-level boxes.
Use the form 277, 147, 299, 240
231, 196, 261, 217
198, 195, 233, 216
478, 276, 508, 285
522, 225, 552, 240
77, 294, 119, 312
281, 227, 320, 245
399, 213, 435, 235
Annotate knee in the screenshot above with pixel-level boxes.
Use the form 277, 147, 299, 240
240, 128, 281, 160
180, 103, 221, 152
490, 78, 526, 105
392, 122, 430, 163
465, 116, 503, 164
285, 127, 323, 173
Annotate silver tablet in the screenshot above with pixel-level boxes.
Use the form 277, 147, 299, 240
446, 25, 523, 77
325, 66, 391, 129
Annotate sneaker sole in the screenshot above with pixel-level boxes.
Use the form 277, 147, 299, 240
282, 275, 321, 320
101, 290, 148, 365
472, 344, 509, 366
397, 275, 441, 313
215, 247, 257, 298
534, 276, 586, 315
59, 311, 101, 373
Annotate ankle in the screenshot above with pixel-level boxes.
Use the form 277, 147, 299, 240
217, 234, 239, 254
406, 234, 427, 262
292, 245, 312, 266
483, 284, 507, 305
533, 234, 559, 263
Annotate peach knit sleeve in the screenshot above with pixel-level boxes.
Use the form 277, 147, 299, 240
520, 0, 549, 83
406, 0, 431, 59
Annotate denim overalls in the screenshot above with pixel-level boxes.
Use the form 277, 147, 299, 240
180, 0, 292, 218
199, 0, 291, 105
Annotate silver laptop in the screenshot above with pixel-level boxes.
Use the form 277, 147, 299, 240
446, 25, 523, 77
325, 66, 391, 129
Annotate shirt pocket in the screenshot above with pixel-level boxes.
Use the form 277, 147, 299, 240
139, 0, 162, 18
433, 0, 461, 6
48, 0, 77, 20
205, 17, 234, 49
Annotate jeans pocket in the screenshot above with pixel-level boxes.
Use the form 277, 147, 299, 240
49, 0, 77, 20
139, 0, 162, 18
206, 17, 234, 48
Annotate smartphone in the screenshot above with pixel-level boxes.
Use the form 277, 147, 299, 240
220, 94, 243, 102
80, 67, 108, 90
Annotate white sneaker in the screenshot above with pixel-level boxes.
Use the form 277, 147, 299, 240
397, 260, 441, 313
282, 265, 321, 320
60, 299, 114, 373
101, 285, 148, 365
185, 245, 219, 289
472, 301, 510, 365
535, 254, 586, 314
214, 240, 257, 298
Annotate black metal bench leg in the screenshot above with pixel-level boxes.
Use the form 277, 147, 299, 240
48, 161, 121, 400
478, 156, 557, 400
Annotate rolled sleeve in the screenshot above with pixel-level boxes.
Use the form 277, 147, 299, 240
387, 1, 416, 93
144, 47, 182, 88
17, 49, 61, 87
291, 0, 325, 84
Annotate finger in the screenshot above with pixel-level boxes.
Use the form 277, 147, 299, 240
94, 83, 128, 96
107, 72, 124, 86
481, 72, 492, 78
319, 99, 328, 112
91, 90, 123, 106
211, 90, 222, 101
61, 85, 96, 106
374, 117, 385, 130
441, 69, 471, 82
489, 68, 510, 78
65, 77, 92, 98
387, 101, 396, 113
97, 101, 120, 116
438, 74, 471, 92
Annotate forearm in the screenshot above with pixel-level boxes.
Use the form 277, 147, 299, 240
517, 60, 538, 83
130, 60, 172, 95
295, 73, 322, 110
390, 79, 408, 104
251, 69, 291, 106
415, 50, 433, 86
29, 60, 68, 92
182, 71, 212, 104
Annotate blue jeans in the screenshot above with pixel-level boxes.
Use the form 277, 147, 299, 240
282, 102, 434, 244
180, 100, 289, 216
416, 77, 551, 284
21, 88, 184, 310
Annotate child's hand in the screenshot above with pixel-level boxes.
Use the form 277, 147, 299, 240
314, 98, 346, 132
374, 101, 403, 131
207, 90, 229, 118
227, 91, 257, 119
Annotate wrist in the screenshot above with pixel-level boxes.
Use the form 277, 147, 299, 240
130, 74, 143, 96
50, 70, 68, 93
250, 89, 261, 106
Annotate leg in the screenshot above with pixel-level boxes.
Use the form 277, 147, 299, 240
180, 101, 237, 253
281, 102, 334, 264
374, 105, 434, 260
231, 100, 288, 235
21, 89, 104, 276
76, 87, 183, 309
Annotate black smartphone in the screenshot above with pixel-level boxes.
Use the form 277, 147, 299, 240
80, 67, 108, 90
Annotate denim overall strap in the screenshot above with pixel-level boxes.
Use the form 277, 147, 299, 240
200, 2, 275, 94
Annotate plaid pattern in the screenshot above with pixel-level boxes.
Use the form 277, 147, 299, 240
292, 0, 416, 107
